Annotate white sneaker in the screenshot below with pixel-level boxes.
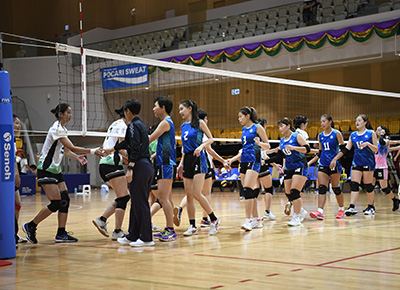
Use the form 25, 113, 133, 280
263, 211, 276, 221
92, 217, 109, 237
300, 208, 307, 222
241, 218, 253, 231
152, 223, 161, 232
287, 214, 302, 226
363, 207, 375, 215
111, 230, 127, 241
209, 218, 220, 235
252, 217, 263, 229
129, 239, 155, 247
17, 234, 28, 243
183, 225, 198, 236
117, 236, 133, 245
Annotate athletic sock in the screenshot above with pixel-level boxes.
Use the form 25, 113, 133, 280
349, 204, 355, 209
189, 219, 196, 228
57, 227, 66, 236
317, 208, 324, 214
100, 216, 107, 222
392, 197, 399, 200
208, 212, 217, 222
166, 227, 174, 231
202, 217, 208, 221
265, 209, 270, 214
114, 229, 122, 233
28, 221, 37, 229
338, 207, 344, 211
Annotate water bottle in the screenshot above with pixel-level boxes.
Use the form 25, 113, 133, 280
74, 187, 77, 194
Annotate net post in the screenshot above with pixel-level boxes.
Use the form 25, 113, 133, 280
81, 48, 87, 136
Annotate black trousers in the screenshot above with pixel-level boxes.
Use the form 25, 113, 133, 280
127, 158, 154, 242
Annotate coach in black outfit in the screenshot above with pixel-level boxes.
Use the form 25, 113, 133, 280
106, 99, 155, 247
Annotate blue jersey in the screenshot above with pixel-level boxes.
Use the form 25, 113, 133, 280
350, 130, 375, 167
319, 129, 339, 167
280, 132, 307, 170
240, 123, 261, 163
156, 116, 176, 166
181, 121, 204, 154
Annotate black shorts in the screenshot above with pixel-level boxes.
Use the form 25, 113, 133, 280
284, 167, 308, 180
37, 169, 65, 187
318, 165, 340, 176
205, 167, 216, 180
183, 153, 208, 179
352, 165, 375, 172
374, 168, 388, 180
99, 164, 125, 182
239, 162, 261, 174
259, 165, 271, 178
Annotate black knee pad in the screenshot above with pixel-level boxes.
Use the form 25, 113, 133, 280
350, 181, 360, 192
243, 187, 254, 200
47, 199, 61, 212
364, 183, 374, 193
318, 185, 328, 195
155, 199, 163, 208
332, 187, 342, 195
285, 193, 290, 200
59, 190, 70, 213
15, 186, 20, 191
382, 187, 391, 194
115, 195, 130, 210
265, 186, 273, 195
253, 188, 260, 198
289, 189, 301, 201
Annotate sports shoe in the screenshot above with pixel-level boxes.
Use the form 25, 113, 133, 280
159, 229, 178, 242
239, 196, 245, 201
152, 223, 161, 232
363, 206, 375, 215
92, 217, 109, 237
287, 214, 301, 226
173, 207, 182, 227
336, 209, 345, 219
310, 211, 324, 220
154, 228, 167, 239
284, 202, 292, 215
345, 207, 357, 216
112, 230, 127, 241
201, 219, 211, 227
263, 211, 276, 221
209, 218, 220, 235
117, 236, 133, 245
55, 232, 78, 243
17, 234, 28, 243
252, 217, 263, 229
129, 239, 155, 247
300, 208, 307, 222
392, 198, 400, 211
183, 225, 198, 236
241, 218, 252, 231
23, 223, 38, 244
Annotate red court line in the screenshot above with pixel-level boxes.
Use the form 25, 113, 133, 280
291, 268, 303, 272
321, 265, 400, 276
210, 286, 224, 289
266, 273, 280, 277
238, 279, 253, 283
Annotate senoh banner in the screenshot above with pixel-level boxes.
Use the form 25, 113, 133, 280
101, 63, 149, 90
0, 124, 14, 182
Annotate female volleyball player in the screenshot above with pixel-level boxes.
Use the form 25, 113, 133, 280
374, 126, 400, 211
309, 114, 346, 220
275, 118, 310, 226
341, 115, 378, 216
148, 96, 177, 242
92, 106, 130, 240
177, 100, 220, 236
23, 103, 102, 244
106, 99, 155, 247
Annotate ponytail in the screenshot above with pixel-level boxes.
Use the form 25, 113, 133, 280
51, 103, 70, 119
278, 117, 295, 132
358, 114, 372, 130
239, 106, 258, 123
180, 99, 199, 128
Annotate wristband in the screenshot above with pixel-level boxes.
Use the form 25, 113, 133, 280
127, 165, 134, 170
90, 148, 98, 155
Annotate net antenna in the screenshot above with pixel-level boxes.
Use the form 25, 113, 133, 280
79, 0, 87, 136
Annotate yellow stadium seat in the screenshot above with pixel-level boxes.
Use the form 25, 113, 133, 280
340, 120, 351, 132
307, 126, 319, 139
389, 120, 400, 134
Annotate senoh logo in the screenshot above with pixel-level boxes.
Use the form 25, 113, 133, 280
1, 125, 13, 182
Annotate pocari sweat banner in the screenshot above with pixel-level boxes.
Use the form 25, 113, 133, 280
101, 63, 149, 90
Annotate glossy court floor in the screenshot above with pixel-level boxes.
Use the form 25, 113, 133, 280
1, 187, 400, 289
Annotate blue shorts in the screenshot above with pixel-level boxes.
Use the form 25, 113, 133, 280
284, 166, 308, 180
239, 162, 261, 174
155, 165, 176, 180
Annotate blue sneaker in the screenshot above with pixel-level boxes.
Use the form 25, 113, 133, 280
153, 228, 167, 239
23, 223, 38, 244
159, 229, 177, 242
55, 232, 78, 243
201, 220, 211, 227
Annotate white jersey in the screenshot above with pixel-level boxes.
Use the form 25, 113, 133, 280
296, 128, 309, 140
203, 135, 214, 168
37, 121, 67, 174
99, 119, 127, 166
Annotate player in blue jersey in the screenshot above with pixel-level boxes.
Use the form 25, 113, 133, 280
228, 108, 270, 231
148, 96, 177, 242
177, 100, 220, 236
340, 115, 378, 216
274, 118, 310, 226
308, 114, 346, 220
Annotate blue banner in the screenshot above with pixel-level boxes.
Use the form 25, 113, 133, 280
101, 63, 149, 90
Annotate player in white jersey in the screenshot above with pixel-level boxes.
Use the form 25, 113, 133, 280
92, 107, 130, 240
23, 103, 102, 244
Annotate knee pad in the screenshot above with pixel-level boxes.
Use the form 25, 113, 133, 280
332, 187, 342, 195
265, 186, 273, 195
15, 186, 20, 192
285, 193, 291, 200
47, 200, 61, 212
115, 195, 130, 210
350, 181, 360, 192
59, 190, 70, 213
15, 201, 21, 212
382, 187, 391, 194
243, 187, 254, 200
253, 188, 260, 199
364, 183, 374, 193
318, 185, 328, 195
155, 199, 163, 208
289, 189, 301, 201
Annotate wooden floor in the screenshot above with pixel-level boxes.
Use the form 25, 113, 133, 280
1, 187, 400, 289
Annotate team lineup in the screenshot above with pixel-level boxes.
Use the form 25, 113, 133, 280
14, 97, 400, 247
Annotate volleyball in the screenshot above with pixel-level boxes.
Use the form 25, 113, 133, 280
220, 167, 228, 177
221, 179, 228, 187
